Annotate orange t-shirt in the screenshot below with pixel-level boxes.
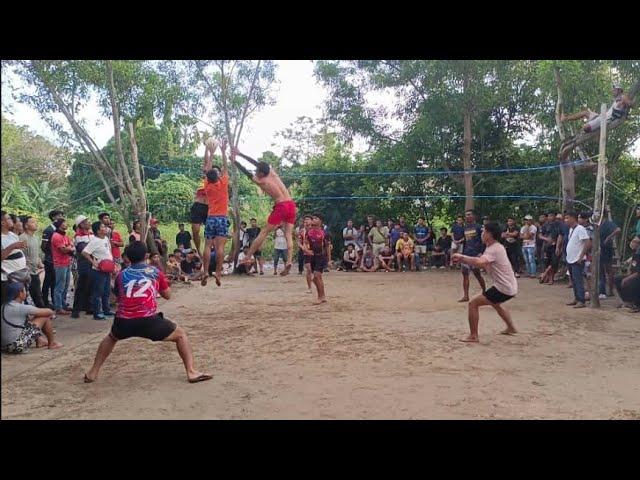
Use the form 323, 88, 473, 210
205, 173, 229, 216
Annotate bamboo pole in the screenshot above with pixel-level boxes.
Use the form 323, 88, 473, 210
590, 103, 608, 308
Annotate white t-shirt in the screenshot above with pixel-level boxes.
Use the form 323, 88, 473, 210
82, 236, 113, 268
481, 242, 518, 296
238, 252, 253, 263
1, 232, 27, 281
274, 229, 287, 250
565, 224, 590, 264
520, 224, 537, 247
342, 227, 357, 246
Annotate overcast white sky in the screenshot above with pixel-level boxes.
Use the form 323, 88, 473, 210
2, 60, 638, 158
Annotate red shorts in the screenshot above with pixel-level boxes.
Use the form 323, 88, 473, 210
267, 200, 297, 226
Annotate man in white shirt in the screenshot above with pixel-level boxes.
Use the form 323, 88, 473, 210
564, 211, 591, 309
82, 221, 115, 320
1, 211, 28, 303
342, 220, 357, 249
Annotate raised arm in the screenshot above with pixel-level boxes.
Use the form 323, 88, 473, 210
202, 140, 214, 173
219, 138, 228, 176
230, 148, 256, 182
231, 146, 259, 167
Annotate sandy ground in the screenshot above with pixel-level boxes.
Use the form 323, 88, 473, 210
2, 269, 639, 420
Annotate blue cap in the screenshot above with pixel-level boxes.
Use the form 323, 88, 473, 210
5, 282, 25, 302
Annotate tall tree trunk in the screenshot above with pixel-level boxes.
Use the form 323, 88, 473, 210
128, 122, 149, 240
554, 66, 576, 212
462, 84, 474, 212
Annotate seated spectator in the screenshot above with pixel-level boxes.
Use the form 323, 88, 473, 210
360, 249, 378, 273
434, 228, 452, 269
615, 236, 639, 312
431, 244, 447, 268
150, 253, 165, 272
166, 254, 182, 283
180, 250, 203, 281
378, 245, 394, 272
342, 244, 358, 271
236, 246, 256, 275
395, 232, 416, 272
1, 282, 62, 353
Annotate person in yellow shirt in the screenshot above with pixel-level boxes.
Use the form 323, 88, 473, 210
395, 233, 416, 272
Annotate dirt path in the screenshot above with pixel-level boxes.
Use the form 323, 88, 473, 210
2, 270, 639, 419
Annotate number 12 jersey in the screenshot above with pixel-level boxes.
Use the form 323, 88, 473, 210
115, 264, 169, 319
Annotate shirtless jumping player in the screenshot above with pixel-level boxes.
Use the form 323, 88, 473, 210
231, 146, 297, 276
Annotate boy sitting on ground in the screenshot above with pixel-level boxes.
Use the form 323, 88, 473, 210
180, 250, 204, 281
378, 244, 394, 272
236, 247, 256, 275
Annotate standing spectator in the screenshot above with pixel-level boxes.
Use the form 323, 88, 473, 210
342, 220, 357, 249
395, 232, 416, 272
539, 212, 562, 285
386, 219, 394, 233
175, 223, 192, 251
149, 218, 166, 265
342, 244, 358, 271
520, 215, 537, 278
82, 221, 115, 321
355, 224, 366, 260
51, 219, 74, 315
368, 219, 389, 257
98, 212, 112, 240
19, 216, 45, 308
397, 216, 410, 234
40, 209, 64, 308
413, 218, 429, 269
296, 216, 311, 282
129, 220, 159, 256
9, 214, 24, 235
565, 212, 591, 309
378, 244, 394, 272
459, 210, 487, 302
556, 212, 569, 282
246, 218, 264, 275
433, 227, 452, 269
502, 217, 521, 278
451, 215, 465, 267
1, 282, 62, 353
599, 210, 621, 298
535, 214, 547, 272
388, 222, 402, 261
110, 220, 124, 267
1, 211, 28, 304
239, 221, 250, 249
363, 215, 376, 248
578, 212, 595, 298
273, 224, 288, 275
71, 216, 94, 318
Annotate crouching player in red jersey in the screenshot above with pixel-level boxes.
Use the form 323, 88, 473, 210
83, 241, 212, 384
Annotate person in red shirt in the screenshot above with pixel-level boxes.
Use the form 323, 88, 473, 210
51, 219, 74, 314
83, 241, 213, 384
109, 220, 124, 265
201, 139, 229, 287
301, 213, 329, 305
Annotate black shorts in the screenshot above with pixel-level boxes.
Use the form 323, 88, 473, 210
483, 286, 514, 305
190, 202, 208, 225
601, 247, 614, 264
110, 313, 177, 342
544, 245, 559, 270
303, 255, 314, 265
310, 254, 327, 273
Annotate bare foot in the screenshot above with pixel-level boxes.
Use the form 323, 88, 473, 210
188, 372, 213, 383
458, 297, 469, 303
83, 373, 95, 383
313, 297, 327, 305
460, 335, 479, 343
36, 337, 49, 348
306, 289, 313, 294
214, 274, 221, 287
48, 342, 63, 349
279, 263, 292, 277
201, 276, 208, 286
500, 328, 517, 336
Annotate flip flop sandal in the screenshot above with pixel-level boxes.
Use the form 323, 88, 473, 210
188, 374, 213, 384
